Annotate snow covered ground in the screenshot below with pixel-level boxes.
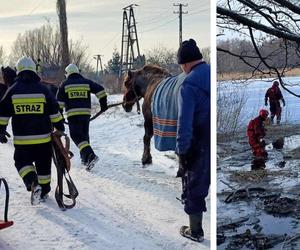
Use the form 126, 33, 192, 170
0, 95, 210, 249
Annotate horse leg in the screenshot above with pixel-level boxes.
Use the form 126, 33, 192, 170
142, 116, 153, 165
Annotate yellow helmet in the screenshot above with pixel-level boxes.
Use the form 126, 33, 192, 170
16, 56, 37, 75
65, 64, 79, 78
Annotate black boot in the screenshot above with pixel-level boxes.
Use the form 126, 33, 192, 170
180, 213, 204, 242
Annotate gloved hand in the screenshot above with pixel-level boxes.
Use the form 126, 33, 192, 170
176, 154, 188, 177
54, 130, 65, 137
282, 99, 286, 107
100, 96, 108, 112
260, 139, 266, 147
54, 120, 65, 133
0, 133, 9, 143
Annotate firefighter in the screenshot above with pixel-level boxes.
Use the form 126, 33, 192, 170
56, 64, 107, 170
176, 39, 210, 242
0, 56, 65, 204
247, 109, 269, 170
265, 81, 285, 124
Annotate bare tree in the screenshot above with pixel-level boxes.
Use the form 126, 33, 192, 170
57, 0, 70, 75
202, 47, 211, 65
217, 0, 300, 97
0, 46, 5, 66
10, 23, 91, 77
145, 45, 179, 72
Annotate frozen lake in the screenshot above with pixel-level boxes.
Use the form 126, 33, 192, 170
218, 76, 300, 128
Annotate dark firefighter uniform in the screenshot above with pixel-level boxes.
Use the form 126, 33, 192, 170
0, 84, 7, 100
56, 65, 107, 166
0, 58, 64, 197
265, 81, 285, 124
247, 109, 269, 170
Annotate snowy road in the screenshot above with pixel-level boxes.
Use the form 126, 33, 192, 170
0, 95, 210, 249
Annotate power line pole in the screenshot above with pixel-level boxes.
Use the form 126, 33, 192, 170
120, 4, 141, 77
94, 54, 103, 78
56, 0, 70, 79
173, 3, 188, 47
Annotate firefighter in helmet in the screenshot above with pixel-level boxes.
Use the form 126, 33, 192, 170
265, 81, 285, 125
0, 56, 65, 204
56, 64, 107, 170
247, 109, 269, 170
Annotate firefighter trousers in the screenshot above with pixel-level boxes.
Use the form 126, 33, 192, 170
14, 142, 52, 195
68, 115, 96, 163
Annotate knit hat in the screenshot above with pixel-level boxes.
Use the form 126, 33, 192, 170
177, 39, 203, 64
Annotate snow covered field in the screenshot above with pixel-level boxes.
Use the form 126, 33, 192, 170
0, 95, 210, 250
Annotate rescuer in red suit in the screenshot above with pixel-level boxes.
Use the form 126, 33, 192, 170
247, 109, 269, 170
265, 81, 285, 125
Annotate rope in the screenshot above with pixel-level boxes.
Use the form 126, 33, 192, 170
52, 133, 78, 210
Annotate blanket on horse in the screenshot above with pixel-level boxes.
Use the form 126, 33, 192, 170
152, 73, 186, 151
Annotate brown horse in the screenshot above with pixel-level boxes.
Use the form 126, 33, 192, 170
122, 65, 171, 165
1, 66, 58, 97
0, 66, 16, 99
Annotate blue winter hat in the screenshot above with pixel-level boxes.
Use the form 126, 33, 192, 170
177, 39, 203, 64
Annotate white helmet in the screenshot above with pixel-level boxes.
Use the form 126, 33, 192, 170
65, 64, 79, 78
16, 56, 37, 75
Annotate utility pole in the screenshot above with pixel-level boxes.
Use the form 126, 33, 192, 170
57, 0, 70, 78
94, 54, 103, 78
173, 3, 188, 47
120, 4, 141, 77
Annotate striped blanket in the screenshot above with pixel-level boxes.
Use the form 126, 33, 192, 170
151, 73, 186, 151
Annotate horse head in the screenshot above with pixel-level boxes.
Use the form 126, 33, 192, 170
122, 70, 140, 112
122, 65, 170, 113
1, 66, 17, 87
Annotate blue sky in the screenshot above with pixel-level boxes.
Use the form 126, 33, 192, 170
0, 0, 210, 66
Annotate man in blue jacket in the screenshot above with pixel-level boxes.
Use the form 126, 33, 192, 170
0, 56, 65, 205
176, 39, 210, 242
57, 64, 107, 170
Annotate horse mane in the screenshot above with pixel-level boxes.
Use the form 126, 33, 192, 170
1, 66, 17, 87
140, 64, 169, 76
134, 65, 170, 107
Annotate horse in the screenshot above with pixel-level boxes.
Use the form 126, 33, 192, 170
0, 66, 16, 99
122, 64, 181, 165
1, 66, 58, 97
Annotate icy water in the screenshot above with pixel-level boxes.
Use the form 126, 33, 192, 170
218, 134, 300, 249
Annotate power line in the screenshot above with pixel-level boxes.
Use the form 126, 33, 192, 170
102, 32, 120, 50
138, 13, 174, 26
186, 8, 210, 16
140, 17, 178, 34
27, 0, 44, 16
138, 10, 173, 24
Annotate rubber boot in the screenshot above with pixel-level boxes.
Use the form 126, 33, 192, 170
31, 182, 42, 206
180, 213, 204, 242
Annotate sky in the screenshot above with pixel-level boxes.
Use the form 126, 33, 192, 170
0, 0, 210, 67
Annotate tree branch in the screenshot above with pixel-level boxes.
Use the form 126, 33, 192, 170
217, 6, 300, 43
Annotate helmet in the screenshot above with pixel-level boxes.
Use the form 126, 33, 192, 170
65, 64, 79, 78
259, 109, 269, 119
273, 81, 279, 87
16, 56, 36, 75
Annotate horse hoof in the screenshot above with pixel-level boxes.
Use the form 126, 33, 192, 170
142, 155, 152, 165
